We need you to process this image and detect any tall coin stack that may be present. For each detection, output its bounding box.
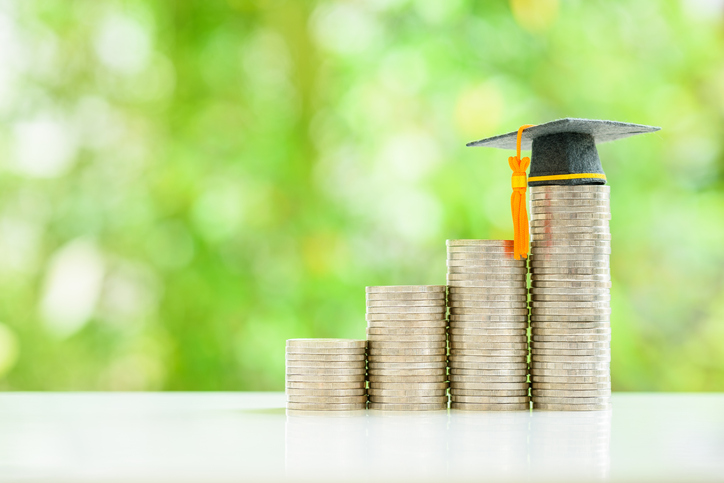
[366,286,449,411]
[447,240,530,411]
[528,185,612,410]
[285,339,368,411]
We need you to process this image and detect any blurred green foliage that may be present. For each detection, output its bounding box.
[0,0,722,391]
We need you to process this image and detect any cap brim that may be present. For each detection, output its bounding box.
[466,118,661,150]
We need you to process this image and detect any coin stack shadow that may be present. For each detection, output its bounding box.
[447,239,530,411]
[285,339,368,411]
[366,286,449,411]
[529,185,612,411]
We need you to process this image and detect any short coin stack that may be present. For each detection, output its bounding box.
[366,286,449,411]
[528,185,612,411]
[285,339,368,411]
[447,240,530,411]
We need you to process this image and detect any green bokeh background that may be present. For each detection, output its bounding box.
[0,0,722,391]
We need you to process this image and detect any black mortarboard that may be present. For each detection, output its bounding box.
[466,118,660,186]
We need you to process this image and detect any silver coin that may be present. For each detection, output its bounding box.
[530,308,611,317]
[447,240,513,246]
[451,402,529,411]
[450,355,527,364]
[447,281,527,288]
[531,280,611,288]
[529,267,610,275]
[368,362,447,369]
[447,272,527,280]
[450,379,529,388]
[366,292,446,301]
[529,301,610,310]
[531,294,610,303]
[530,368,610,377]
[531,382,610,391]
[446,248,517,256]
[530,260,611,275]
[286,374,366,382]
[286,402,366,411]
[529,258,610,267]
[366,285,446,293]
[530,338,611,350]
[530,316,610,323]
[287,395,368,404]
[449,362,528,370]
[449,328,527,336]
[531,275,611,283]
[533,402,611,411]
[532,198,610,205]
[529,251,610,260]
[366,321,448,329]
[532,389,611,398]
[365,313,448,322]
[448,287,527,295]
[367,327,447,336]
[530,355,610,363]
[287,339,366,349]
[532,396,611,405]
[369,396,448,404]
[285,362,366,371]
[450,368,527,376]
[451,389,528,397]
[366,299,446,308]
[450,374,528,389]
[368,389,447,397]
[286,367,366,376]
[446,257,526,266]
[368,403,447,411]
[368,348,447,356]
[367,334,447,342]
[531,204,610,212]
[531,233,612,241]
[531,375,610,384]
[369,355,448,364]
[367,306,446,314]
[449,294,527,303]
[368,341,447,348]
[286,381,366,390]
[450,308,528,316]
[530,212,611,220]
[531,331,610,339]
[368,375,448,383]
[449,334,526,343]
[286,353,366,362]
[450,349,528,357]
[449,314,527,322]
[368,382,448,390]
[530,190,610,198]
[529,286,609,294]
[448,301,528,309]
[450,341,527,349]
[447,266,528,275]
[531,348,610,357]
[368,368,446,377]
[530,361,609,369]
[286,388,366,397]
[530,248,611,256]
[451,395,529,404]
[530,220,610,229]
[449,322,528,330]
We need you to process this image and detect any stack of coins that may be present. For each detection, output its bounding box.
[447,240,530,411]
[366,286,449,411]
[285,339,368,411]
[528,185,612,411]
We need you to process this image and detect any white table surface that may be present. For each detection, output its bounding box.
[0,392,722,482]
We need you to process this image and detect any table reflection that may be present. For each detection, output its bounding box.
[285,407,612,481]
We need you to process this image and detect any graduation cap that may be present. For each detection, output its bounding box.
[467,118,660,259]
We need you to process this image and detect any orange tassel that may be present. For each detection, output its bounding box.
[508,125,535,260]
